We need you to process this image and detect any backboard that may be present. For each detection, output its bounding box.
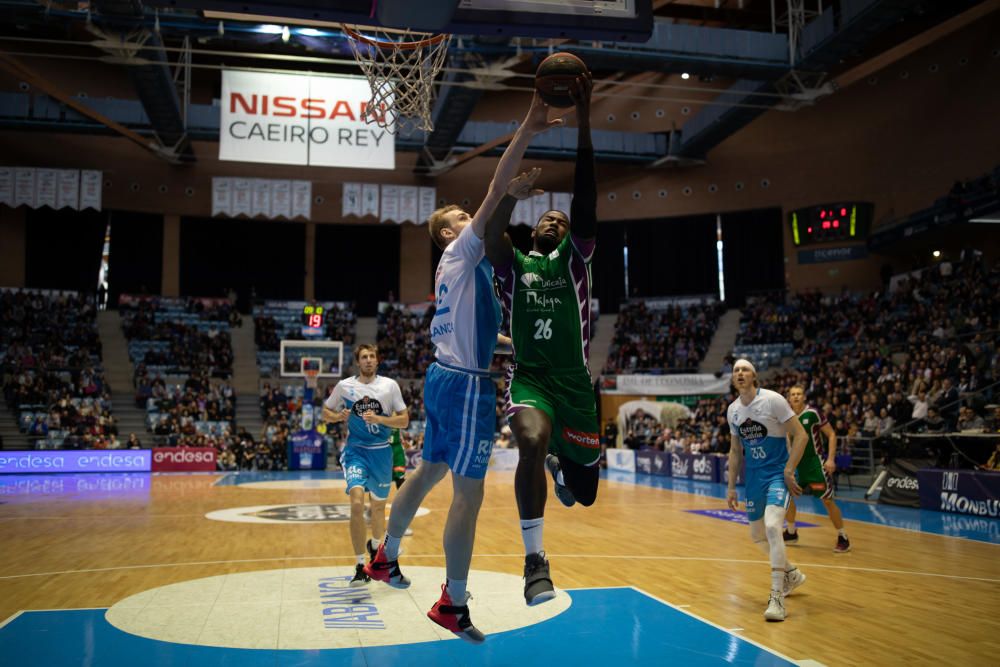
[161,0,653,42]
[280,340,344,378]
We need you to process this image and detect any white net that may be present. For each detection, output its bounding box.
[344,26,452,133]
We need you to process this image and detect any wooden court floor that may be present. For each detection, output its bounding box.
[1,471,998,665]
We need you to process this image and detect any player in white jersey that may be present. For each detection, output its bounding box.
[726,359,809,621]
[322,344,408,587]
[365,93,559,643]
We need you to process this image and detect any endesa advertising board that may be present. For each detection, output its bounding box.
[151,447,217,472]
[0,450,151,474]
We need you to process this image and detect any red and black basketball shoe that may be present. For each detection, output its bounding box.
[363,541,411,589]
[427,583,485,644]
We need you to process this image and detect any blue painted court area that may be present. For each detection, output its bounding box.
[606,470,1000,545]
[0,588,793,667]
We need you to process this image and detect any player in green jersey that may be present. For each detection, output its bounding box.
[389,427,407,489]
[485,73,599,605]
[785,386,851,553]
[388,427,413,536]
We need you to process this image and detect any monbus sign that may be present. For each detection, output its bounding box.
[220,70,395,170]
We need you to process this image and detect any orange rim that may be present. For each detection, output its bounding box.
[342,24,449,50]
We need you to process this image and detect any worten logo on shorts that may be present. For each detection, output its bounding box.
[738,418,768,443]
[562,427,600,448]
[352,396,384,417]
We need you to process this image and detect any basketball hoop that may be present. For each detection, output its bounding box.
[303,368,319,391]
[342,24,452,133]
[301,357,322,391]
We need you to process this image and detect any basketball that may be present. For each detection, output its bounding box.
[534,52,589,107]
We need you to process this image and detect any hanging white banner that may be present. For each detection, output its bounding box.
[212,177,232,217]
[271,180,291,219]
[34,169,57,209]
[418,186,436,225]
[57,169,80,210]
[231,178,252,217]
[219,70,394,170]
[380,185,400,223]
[14,168,36,208]
[0,167,12,207]
[362,183,379,218]
[608,374,733,396]
[291,180,311,220]
[252,179,272,218]
[513,198,533,226]
[342,182,362,217]
[552,192,573,216]
[79,170,102,211]
[530,191,552,224]
[398,185,418,223]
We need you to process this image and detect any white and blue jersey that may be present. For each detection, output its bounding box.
[325,374,406,500]
[430,223,503,373]
[325,375,406,449]
[424,223,502,479]
[728,388,797,521]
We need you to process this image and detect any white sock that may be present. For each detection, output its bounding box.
[786,522,796,533]
[371,534,383,550]
[520,518,544,555]
[384,532,402,561]
[356,553,366,565]
[447,578,467,603]
[838,529,848,538]
[770,569,784,594]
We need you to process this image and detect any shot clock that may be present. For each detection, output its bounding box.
[789,203,873,247]
[302,304,325,330]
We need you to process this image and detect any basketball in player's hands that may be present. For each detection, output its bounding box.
[535,52,589,108]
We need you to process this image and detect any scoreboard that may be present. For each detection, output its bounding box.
[789,202,873,247]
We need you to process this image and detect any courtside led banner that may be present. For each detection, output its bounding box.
[220,70,394,169]
[0,450,152,474]
[151,447,217,472]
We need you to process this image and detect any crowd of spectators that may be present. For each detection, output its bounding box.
[121,296,235,378]
[1,289,120,448]
[620,397,731,455]
[730,255,999,443]
[604,300,724,374]
[376,304,436,378]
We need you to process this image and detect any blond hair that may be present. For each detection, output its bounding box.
[428,205,461,250]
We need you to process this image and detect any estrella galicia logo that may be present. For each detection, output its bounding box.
[352,396,384,418]
[738,418,767,443]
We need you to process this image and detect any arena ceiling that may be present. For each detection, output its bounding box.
[0,0,992,169]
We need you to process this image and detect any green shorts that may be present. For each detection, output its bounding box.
[391,439,406,481]
[796,457,833,499]
[507,365,600,466]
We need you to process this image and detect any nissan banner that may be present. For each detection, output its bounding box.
[220,71,394,169]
